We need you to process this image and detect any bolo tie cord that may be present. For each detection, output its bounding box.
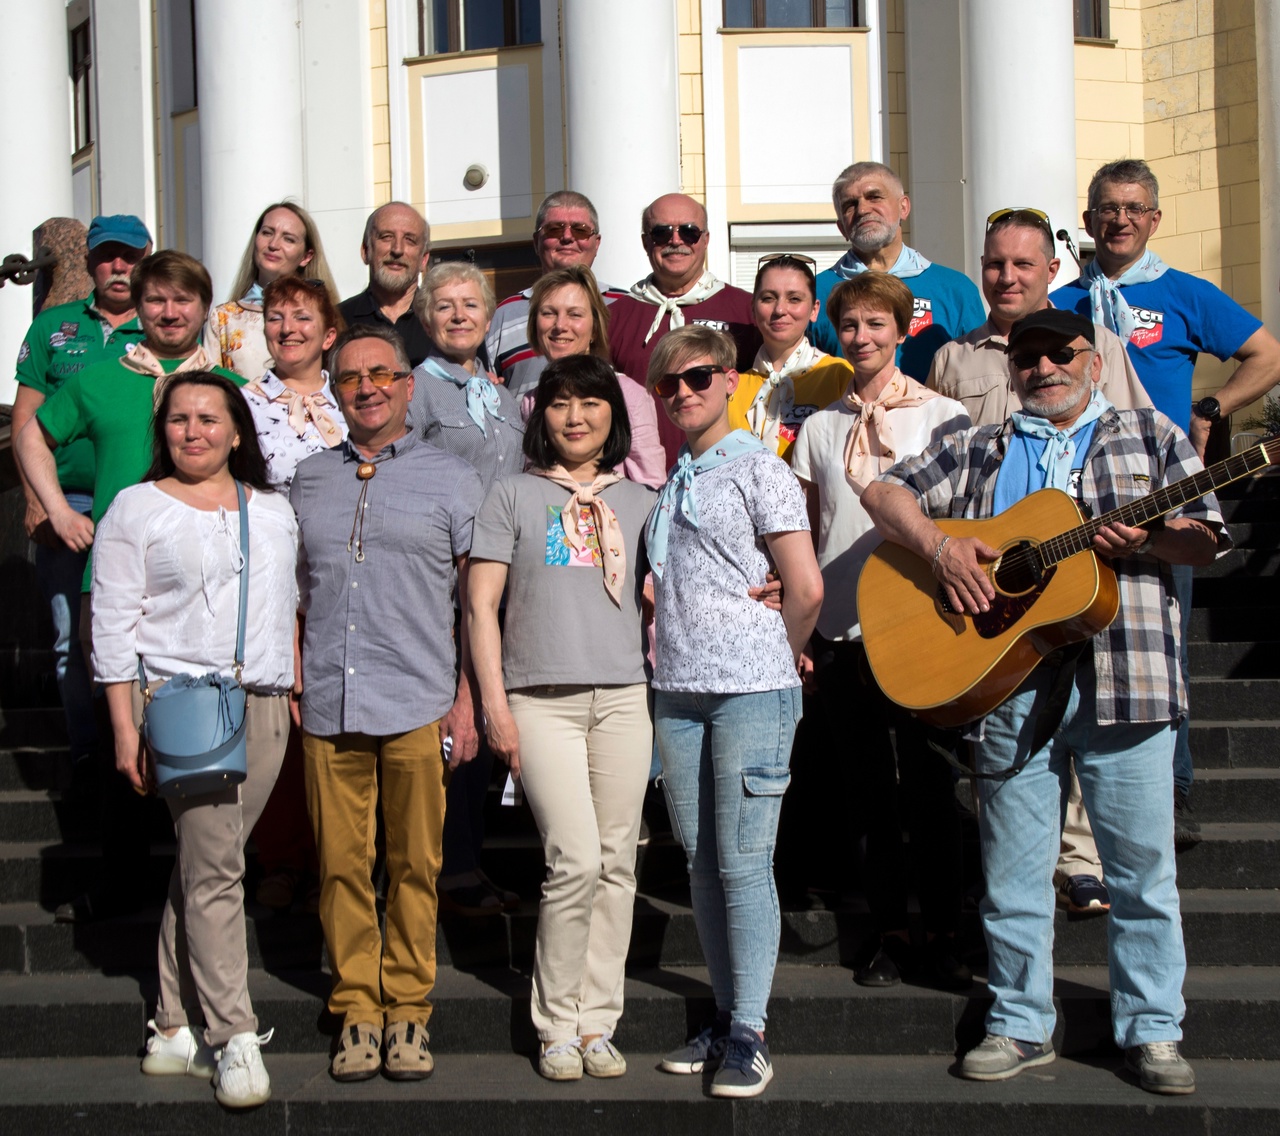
[348,461,378,562]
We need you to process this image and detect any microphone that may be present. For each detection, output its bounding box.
[1056,228,1082,271]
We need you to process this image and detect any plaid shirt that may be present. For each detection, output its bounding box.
[875,407,1231,725]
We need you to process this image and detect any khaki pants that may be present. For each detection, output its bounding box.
[508,684,652,1042]
[146,687,289,1047]
[1056,758,1105,884]
[303,723,447,1029]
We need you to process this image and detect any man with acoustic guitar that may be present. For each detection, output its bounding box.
[861,308,1228,1096]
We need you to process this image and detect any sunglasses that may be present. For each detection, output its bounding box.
[647,223,705,247]
[757,252,817,269]
[986,206,1055,238]
[1008,345,1091,370]
[333,367,411,391]
[653,364,725,399]
[536,221,598,241]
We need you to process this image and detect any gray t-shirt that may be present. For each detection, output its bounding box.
[470,473,656,689]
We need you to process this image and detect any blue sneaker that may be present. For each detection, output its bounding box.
[708,1022,773,1098]
[659,1018,729,1074]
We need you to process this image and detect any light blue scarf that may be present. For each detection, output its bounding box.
[645,429,768,579]
[1009,390,1112,492]
[1081,250,1168,342]
[242,282,264,305]
[420,354,505,436]
[832,243,931,281]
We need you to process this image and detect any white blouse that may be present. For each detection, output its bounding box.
[91,483,299,692]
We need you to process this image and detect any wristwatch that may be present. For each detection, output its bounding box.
[1193,396,1222,422]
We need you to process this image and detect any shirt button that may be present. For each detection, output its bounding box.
[352,581,359,588]
[349,624,356,631]
[348,667,355,674]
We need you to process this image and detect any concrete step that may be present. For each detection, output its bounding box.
[1215,519,1280,549]
[0,708,65,749]
[1197,548,1280,578]
[1188,676,1280,721]
[0,788,174,843]
[0,964,1277,1062]
[1190,722,1280,768]
[1188,640,1280,678]
[0,1053,1273,1135]
[1185,768,1280,823]
[0,748,68,792]
[2,890,1277,976]
[1188,604,1280,642]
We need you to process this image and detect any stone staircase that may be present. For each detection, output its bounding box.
[0,474,1275,1133]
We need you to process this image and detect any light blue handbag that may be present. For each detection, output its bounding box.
[140,481,250,799]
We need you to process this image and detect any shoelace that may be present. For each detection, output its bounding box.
[582,1032,615,1057]
[721,1035,756,1072]
[223,1028,274,1068]
[543,1037,582,1059]
[1142,1040,1181,1062]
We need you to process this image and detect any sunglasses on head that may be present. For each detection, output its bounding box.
[536,221,598,241]
[653,364,725,399]
[333,367,411,391]
[1008,345,1091,370]
[986,206,1055,238]
[756,252,817,270]
[647,223,705,247]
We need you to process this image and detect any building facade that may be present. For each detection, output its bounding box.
[0,0,1274,417]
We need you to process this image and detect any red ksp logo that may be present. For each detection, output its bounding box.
[1128,306,1164,349]
[908,298,933,338]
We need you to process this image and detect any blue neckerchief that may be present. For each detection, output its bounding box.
[832,243,931,281]
[420,354,505,436]
[995,391,1111,513]
[242,282,264,305]
[1081,250,1168,341]
[645,429,768,579]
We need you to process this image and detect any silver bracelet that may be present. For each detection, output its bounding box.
[931,534,951,570]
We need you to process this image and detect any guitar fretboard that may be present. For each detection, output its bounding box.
[1039,437,1278,567]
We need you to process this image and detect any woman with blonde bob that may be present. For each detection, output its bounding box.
[205,202,340,382]
[520,265,665,487]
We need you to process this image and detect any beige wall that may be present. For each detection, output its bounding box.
[370,0,392,208]
[679,0,707,203]
[886,0,908,242]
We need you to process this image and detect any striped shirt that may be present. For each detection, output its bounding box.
[874,407,1231,725]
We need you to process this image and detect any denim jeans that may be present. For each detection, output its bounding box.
[655,686,801,1034]
[976,660,1185,1049]
[35,492,96,760]
[1171,563,1194,793]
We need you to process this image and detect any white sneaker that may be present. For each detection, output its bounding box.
[140,1019,216,1077]
[213,1028,274,1108]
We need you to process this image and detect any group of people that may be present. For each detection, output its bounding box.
[11,152,1277,1108]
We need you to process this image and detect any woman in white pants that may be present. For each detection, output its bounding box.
[468,354,655,1081]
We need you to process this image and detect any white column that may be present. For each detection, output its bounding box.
[1257,2,1280,337]
[962,0,1079,287]
[0,0,74,406]
[562,0,681,288]
[194,0,306,301]
[91,0,158,236]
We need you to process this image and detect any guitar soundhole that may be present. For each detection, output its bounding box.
[993,541,1044,595]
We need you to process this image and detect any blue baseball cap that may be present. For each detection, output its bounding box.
[87,214,152,252]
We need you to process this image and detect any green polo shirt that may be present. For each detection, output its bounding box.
[37,357,245,590]
[15,296,145,493]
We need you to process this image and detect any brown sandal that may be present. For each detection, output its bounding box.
[384,1020,434,1081]
[330,1022,382,1082]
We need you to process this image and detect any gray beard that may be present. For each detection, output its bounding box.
[851,220,898,255]
[371,261,418,297]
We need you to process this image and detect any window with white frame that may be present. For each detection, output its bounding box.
[417,0,541,56]
[722,0,859,29]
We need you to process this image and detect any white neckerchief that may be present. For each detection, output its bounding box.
[630,270,726,344]
[746,339,827,447]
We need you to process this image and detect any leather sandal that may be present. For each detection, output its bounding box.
[384,1020,433,1081]
[330,1022,382,1082]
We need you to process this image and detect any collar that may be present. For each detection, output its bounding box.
[257,369,337,402]
[83,293,142,332]
[348,287,419,326]
[342,427,418,463]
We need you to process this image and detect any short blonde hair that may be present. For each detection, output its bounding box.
[645,325,736,391]
[415,261,496,324]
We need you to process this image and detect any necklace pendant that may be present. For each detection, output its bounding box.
[357,462,377,481]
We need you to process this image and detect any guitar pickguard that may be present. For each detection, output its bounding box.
[935,556,1058,640]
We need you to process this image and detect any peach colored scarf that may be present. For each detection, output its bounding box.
[842,368,939,493]
[533,466,627,608]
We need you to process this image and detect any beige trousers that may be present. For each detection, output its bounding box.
[509,683,652,1042]
[147,687,289,1047]
[1056,757,1104,883]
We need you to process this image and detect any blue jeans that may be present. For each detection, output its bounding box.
[1171,563,1194,793]
[976,661,1185,1049]
[654,686,801,1034]
[35,493,97,760]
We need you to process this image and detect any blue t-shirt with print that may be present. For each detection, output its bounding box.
[809,259,986,381]
[1051,267,1260,433]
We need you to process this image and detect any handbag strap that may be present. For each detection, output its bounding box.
[137,480,251,693]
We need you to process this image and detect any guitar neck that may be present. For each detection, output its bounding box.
[1040,435,1278,566]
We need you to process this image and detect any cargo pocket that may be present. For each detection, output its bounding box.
[739,768,791,853]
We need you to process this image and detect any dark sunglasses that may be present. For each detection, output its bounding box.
[1008,345,1091,370]
[986,206,1055,239]
[333,367,411,391]
[647,223,705,247]
[536,221,598,241]
[653,364,724,399]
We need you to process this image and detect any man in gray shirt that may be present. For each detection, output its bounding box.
[290,323,484,1084]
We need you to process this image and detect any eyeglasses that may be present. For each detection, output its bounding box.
[536,221,598,241]
[756,252,817,270]
[647,223,705,247]
[986,207,1055,237]
[333,367,411,391]
[653,364,724,399]
[1008,345,1092,370]
[1092,202,1156,221]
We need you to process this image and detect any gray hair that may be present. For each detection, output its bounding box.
[1087,159,1159,211]
[327,322,411,377]
[832,161,904,212]
[415,260,497,323]
[535,191,600,233]
[362,201,431,257]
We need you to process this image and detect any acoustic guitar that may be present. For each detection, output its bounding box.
[858,435,1278,727]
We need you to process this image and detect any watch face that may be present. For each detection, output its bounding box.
[1195,397,1221,421]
